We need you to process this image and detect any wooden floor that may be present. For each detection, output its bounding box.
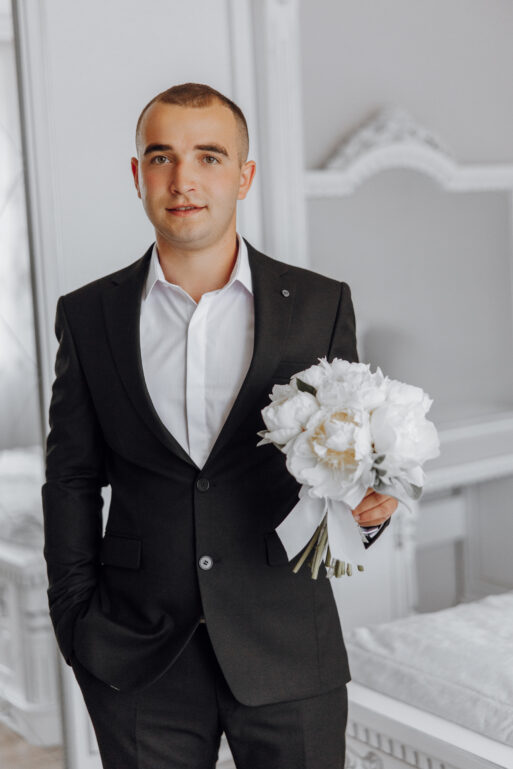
[0,721,63,769]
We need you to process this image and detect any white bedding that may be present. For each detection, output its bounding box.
[345,591,513,747]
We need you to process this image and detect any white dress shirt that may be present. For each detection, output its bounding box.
[139,232,381,536]
[140,232,254,469]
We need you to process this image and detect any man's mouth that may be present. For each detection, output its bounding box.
[166,205,206,216]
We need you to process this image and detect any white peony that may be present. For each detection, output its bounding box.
[284,406,374,507]
[371,378,440,488]
[257,389,318,447]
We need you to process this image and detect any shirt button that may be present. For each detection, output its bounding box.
[199,555,214,570]
[196,477,210,492]
[281,288,290,297]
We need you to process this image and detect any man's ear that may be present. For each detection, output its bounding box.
[238,160,256,201]
[131,157,141,198]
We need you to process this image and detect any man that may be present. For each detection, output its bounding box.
[42,83,397,769]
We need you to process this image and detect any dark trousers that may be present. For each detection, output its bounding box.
[70,623,348,768]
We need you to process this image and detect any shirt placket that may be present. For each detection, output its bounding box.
[185,295,210,467]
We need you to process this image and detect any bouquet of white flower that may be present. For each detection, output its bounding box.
[257,358,440,579]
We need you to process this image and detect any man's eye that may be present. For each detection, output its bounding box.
[203,155,219,165]
[151,155,169,165]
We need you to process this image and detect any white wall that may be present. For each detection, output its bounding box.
[299,0,513,169]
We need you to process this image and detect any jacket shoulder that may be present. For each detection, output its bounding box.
[283,261,342,290]
[245,239,342,290]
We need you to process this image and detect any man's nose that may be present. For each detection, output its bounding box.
[169,161,196,194]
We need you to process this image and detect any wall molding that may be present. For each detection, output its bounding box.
[0,11,12,41]
[426,411,513,493]
[227,0,263,249]
[251,0,309,266]
[12,0,64,415]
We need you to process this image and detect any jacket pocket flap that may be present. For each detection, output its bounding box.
[100,534,141,569]
[264,531,290,566]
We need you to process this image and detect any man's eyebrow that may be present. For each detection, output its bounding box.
[194,143,229,157]
[143,143,173,156]
[143,143,230,157]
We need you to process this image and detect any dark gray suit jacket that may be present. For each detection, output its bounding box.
[42,238,390,705]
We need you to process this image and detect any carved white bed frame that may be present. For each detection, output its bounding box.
[346,682,513,769]
[306,103,513,769]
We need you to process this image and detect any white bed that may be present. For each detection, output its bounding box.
[345,592,513,768]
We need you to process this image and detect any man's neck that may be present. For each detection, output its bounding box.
[155,231,239,304]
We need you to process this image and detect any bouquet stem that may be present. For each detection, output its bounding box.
[311,517,328,579]
[292,516,326,575]
[290,510,365,579]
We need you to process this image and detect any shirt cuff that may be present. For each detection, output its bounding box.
[359,524,381,537]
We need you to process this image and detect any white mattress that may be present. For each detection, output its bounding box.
[345,591,513,747]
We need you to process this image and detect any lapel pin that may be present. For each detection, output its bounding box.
[281,289,290,297]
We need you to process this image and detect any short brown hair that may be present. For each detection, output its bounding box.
[135,82,249,164]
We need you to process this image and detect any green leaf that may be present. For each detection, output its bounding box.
[295,377,317,397]
[397,477,424,500]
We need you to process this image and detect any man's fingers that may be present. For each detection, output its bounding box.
[352,491,398,525]
[355,490,391,514]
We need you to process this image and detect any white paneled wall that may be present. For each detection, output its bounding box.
[13,2,263,767]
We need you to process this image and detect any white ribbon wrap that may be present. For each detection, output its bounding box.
[275,484,369,568]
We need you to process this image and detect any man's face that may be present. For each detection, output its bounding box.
[131,101,255,251]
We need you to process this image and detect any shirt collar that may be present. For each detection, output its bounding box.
[143,233,253,301]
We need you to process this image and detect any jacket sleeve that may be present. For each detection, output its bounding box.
[42,295,107,665]
[326,281,359,364]
[361,516,391,549]
[327,281,391,549]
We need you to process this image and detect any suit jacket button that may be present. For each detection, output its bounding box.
[196,477,210,492]
[281,288,290,297]
[199,555,214,570]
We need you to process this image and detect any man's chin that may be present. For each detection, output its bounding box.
[155,226,212,250]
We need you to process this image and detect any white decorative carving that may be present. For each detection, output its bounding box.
[345,744,384,768]
[0,537,61,745]
[326,106,451,171]
[347,717,459,769]
[306,105,513,197]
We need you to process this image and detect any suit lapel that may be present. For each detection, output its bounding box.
[204,240,294,469]
[101,246,198,468]
[101,240,295,469]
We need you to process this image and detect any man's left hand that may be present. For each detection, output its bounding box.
[352,488,398,527]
